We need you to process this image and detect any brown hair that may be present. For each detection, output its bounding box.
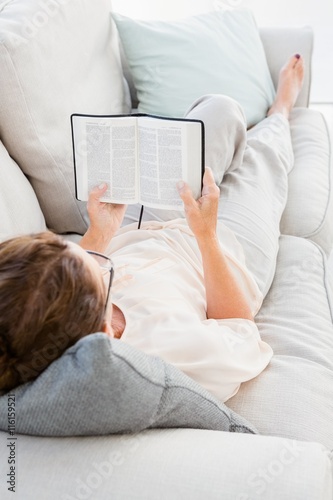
[0,232,106,392]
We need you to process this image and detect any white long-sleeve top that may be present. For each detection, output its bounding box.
[107,218,273,403]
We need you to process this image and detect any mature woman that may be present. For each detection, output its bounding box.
[0,55,304,402]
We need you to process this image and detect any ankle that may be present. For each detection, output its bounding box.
[267,104,289,119]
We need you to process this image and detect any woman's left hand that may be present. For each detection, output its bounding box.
[80,183,127,252]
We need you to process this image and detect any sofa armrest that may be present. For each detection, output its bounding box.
[1,428,331,499]
[259,26,313,107]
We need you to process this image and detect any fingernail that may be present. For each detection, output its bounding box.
[98,183,107,190]
[177,180,185,191]
[295,54,301,59]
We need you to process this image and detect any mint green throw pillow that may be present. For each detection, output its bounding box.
[113,10,275,127]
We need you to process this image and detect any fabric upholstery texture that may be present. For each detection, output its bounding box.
[114,10,275,127]
[0,428,331,500]
[0,333,257,436]
[0,0,130,234]
[280,108,333,254]
[227,235,333,450]
[0,139,46,240]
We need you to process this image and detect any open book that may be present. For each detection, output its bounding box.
[71,113,204,210]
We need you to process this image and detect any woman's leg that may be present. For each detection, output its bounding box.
[179,93,293,297]
[218,112,293,297]
[216,54,304,296]
[184,56,303,297]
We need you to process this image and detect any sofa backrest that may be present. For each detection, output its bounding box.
[0,0,129,235]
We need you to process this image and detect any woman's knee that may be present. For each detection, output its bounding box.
[185,94,246,127]
[185,94,247,184]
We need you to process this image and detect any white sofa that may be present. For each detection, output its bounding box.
[0,1,333,499]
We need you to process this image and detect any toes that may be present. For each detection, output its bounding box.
[291,54,302,68]
[293,54,302,68]
[294,55,305,78]
[282,54,304,74]
[281,55,299,73]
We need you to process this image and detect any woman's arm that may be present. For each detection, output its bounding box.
[196,234,254,321]
[177,168,253,321]
[79,183,127,253]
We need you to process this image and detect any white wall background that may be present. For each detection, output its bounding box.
[112,0,333,102]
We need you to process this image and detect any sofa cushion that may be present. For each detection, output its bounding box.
[0,429,331,500]
[114,10,275,127]
[227,235,333,450]
[0,140,46,240]
[280,108,333,254]
[0,0,130,234]
[0,333,257,436]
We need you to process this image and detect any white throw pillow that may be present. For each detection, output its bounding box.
[0,140,46,241]
[0,0,130,234]
[114,10,275,127]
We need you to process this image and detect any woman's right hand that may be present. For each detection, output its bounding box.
[177,167,220,242]
[79,183,127,253]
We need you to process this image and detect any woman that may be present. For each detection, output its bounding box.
[0,55,304,402]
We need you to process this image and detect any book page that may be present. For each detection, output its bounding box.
[72,115,138,203]
[138,117,203,210]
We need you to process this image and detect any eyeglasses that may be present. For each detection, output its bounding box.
[86,250,114,311]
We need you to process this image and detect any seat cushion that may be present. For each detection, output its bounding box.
[227,235,333,449]
[0,0,130,234]
[0,140,46,240]
[281,108,333,254]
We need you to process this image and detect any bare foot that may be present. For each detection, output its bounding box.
[267,54,304,119]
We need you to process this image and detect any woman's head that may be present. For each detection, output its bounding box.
[0,232,108,392]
